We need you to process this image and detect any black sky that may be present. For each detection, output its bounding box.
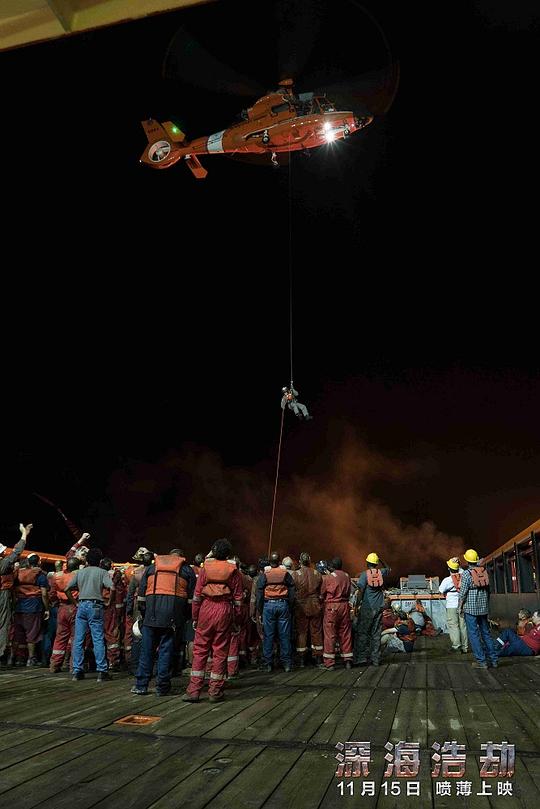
[1,0,539,572]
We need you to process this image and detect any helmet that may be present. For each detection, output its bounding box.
[464,549,479,563]
[282,556,294,570]
[316,560,328,575]
[133,546,150,562]
[446,558,460,571]
[366,553,379,565]
[0,543,7,555]
[132,618,142,639]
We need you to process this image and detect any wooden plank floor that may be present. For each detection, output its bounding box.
[0,637,539,809]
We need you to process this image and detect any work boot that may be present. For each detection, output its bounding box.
[130,686,149,695]
[97,672,112,682]
[345,661,352,670]
[209,694,224,703]
[26,656,40,667]
[72,672,85,681]
[283,665,292,673]
[227,673,239,681]
[181,693,199,703]
[472,661,488,669]
[299,658,305,668]
[488,660,498,668]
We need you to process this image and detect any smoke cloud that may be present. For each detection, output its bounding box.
[101,432,463,579]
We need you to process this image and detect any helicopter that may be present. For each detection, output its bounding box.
[140,78,373,178]
[140,0,398,179]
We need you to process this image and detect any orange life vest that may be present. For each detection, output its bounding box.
[14,568,42,598]
[470,566,489,588]
[366,569,383,587]
[54,571,78,602]
[264,567,288,599]
[0,571,14,591]
[200,559,234,598]
[146,555,188,598]
[451,573,461,591]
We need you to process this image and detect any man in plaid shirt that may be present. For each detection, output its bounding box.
[459,549,498,669]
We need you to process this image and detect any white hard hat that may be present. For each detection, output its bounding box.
[0,543,7,554]
[132,617,142,639]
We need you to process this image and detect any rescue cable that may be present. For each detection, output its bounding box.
[267,136,294,558]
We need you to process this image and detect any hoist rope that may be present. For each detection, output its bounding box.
[267,405,285,558]
[267,137,294,557]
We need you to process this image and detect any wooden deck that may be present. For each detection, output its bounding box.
[1,637,539,809]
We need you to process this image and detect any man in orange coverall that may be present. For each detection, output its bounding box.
[49,557,80,672]
[321,557,353,670]
[182,539,243,703]
[226,557,252,679]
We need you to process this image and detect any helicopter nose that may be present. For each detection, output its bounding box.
[354,115,372,130]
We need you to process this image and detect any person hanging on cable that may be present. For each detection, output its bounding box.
[281,385,311,420]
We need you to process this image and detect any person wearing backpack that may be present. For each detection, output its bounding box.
[458,549,498,669]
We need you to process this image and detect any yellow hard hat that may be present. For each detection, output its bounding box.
[366,552,380,565]
[446,558,460,571]
[464,549,479,563]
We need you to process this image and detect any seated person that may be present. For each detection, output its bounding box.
[495,610,540,657]
[381,611,416,653]
[410,600,442,637]
[489,608,533,634]
[382,598,397,630]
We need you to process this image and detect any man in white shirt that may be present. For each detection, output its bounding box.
[439,557,469,653]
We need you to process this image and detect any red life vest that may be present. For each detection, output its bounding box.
[397,619,417,644]
[264,567,288,599]
[470,566,489,588]
[0,571,14,591]
[201,559,234,598]
[146,555,188,598]
[14,568,42,598]
[451,573,461,591]
[366,569,383,587]
[54,571,78,602]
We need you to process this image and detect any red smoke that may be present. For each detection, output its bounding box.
[102,434,463,579]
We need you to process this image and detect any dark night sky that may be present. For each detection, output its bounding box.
[1,0,539,577]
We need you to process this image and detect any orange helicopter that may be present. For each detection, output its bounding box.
[140,78,373,179]
[140,0,398,179]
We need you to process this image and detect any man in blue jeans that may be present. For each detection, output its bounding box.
[256,552,295,672]
[131,549,195,696]
[458,549,498,669]
[65,547,114,682]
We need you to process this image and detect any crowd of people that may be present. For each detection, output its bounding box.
[0,526,539,702]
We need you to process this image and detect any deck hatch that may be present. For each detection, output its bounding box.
[114,714,161,725]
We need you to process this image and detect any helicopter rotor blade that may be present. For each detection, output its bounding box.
[276,0,326,83]
[163,26,265,98]
[312,61,400,116]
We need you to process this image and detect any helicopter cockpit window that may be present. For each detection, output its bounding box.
[271,103,290,115]
[314,97,336,113]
